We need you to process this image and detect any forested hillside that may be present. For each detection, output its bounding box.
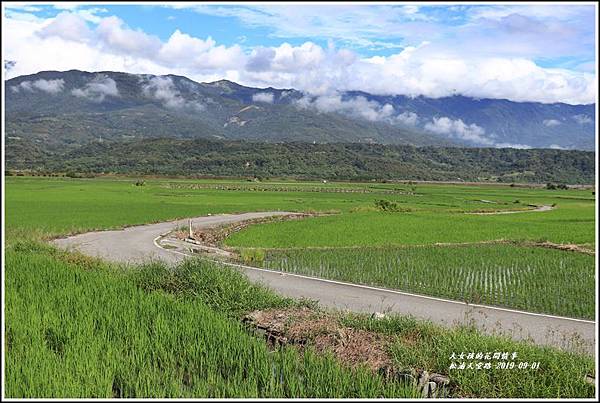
[6,137,594,184]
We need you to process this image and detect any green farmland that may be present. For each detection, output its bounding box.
[4,176,596,398]
[259,244,594,319]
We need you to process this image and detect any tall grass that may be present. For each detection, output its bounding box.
[342,314,595,398]
[261,244,595,319]
[5,243,416,398]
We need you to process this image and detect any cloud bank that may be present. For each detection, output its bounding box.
[11,78,65,94]
[295,94,396,122]
[573,114,593,124]
[252,92,274,103]
[72,75,119,102]
[424,116,494,146]
[542,119,561,127]
[3,7,596,105]
[141,76,205,111]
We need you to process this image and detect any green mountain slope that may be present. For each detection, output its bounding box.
[5,70,449,150]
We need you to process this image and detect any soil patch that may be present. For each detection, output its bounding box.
[526,241,595,255]
[173,212,319,247]
[243,307,392,372]
[242,307,451,397]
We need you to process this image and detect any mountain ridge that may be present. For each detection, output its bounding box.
[5,69,596,150]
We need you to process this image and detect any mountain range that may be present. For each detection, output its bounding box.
[5,70,596,151]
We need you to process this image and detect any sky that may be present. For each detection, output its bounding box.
[2,2,598,104]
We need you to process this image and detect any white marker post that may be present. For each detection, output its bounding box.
[188,219,193,239]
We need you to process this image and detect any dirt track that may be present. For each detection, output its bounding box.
[53,212,595,356]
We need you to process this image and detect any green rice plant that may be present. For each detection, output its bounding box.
[5,246,418,398]
[260,244,594,319]
[6,176,594,247]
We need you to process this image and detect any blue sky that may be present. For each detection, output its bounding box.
[3,2,597,104]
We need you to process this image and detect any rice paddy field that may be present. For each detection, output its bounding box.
[258,244,595,319]
[3,175,597,398]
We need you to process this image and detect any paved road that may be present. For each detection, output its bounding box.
[469,205,554,215]
[53,212,295,265]
[53,213,596,356]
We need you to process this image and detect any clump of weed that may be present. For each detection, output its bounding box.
[56,251,104,271]
[241,248,265,265]
[133,260,296,318]
[546,183,569,190]
[44,327,68,357]
[374,199,412,213]
[10,239,54,254]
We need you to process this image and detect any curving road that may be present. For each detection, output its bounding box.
[468,205,554,215]
[53,212,596,356]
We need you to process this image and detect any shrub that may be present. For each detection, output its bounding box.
[546,183,568,190]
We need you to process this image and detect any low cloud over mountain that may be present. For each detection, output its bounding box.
[5,70,596,151]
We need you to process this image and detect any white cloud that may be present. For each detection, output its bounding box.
[240,42,596,104]
[344,47,596,104]
[424,116,535,149]
[270,42,325,71]
[5,4,42,12]
[424,116,494,146]
[279,90,294,99]
[96,16,162,58]
[72,75,119,102]
[52,4,86,11]
[295,93,395,122]
[494,142,532,149]
[38,11,93,42]
[11,78,64,94]
[573,114,593,124]
[177,4,593,63]
[158,30,244,71]
[141,76,204,111]
[468,5,590,22]
[549,144,566,149]
[178,4,430,50]
[252,92,274,103]
[3,9,597,104]
[543,119,561,127]
[32,78,65,93]
[394,111,419,126]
